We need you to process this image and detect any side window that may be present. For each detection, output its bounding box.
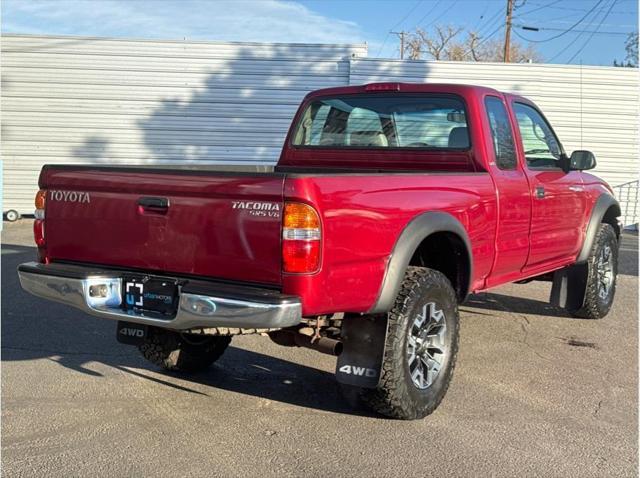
[513,103,562,169]
[484,96,516,170]
[309,105,330,144]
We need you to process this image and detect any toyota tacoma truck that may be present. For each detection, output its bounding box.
[18,83,621,420]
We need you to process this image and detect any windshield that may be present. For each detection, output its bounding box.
[292,95,470,150]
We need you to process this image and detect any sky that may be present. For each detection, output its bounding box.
[1,0,638,66]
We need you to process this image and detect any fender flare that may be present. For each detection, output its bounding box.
[369,211,473,314]
[576,194,621,263]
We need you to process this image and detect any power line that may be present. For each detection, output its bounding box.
[516,0,565,16]
[474,6,505,37]
[471,2,491,32]
[462,23,505,58]
[546,0,610,62]
[526,19,637,28]
[568,0,618,63]
[393,0,425,30]
[419,0,459,30]
[514,0,605,42]
[524,0,635,13]
[376,0,424,57]
[544,0,614,62]
[515,25,630,36]
[517,10,593,25]
[412,0,445,30]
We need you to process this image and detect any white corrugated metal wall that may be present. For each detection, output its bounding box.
[1,34,366,214]
[350,58,639,223]
[2,35,638,222]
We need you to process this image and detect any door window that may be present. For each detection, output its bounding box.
[485,96,516,170]
[513,103,563,169]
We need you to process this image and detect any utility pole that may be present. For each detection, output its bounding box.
[503,0,514,62]
[390,31,406,60]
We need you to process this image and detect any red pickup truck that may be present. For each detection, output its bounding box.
[18,83,621,419]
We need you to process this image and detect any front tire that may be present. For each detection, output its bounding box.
[139,327,231,373]
[571,223,618,320]
[360,267,460,420]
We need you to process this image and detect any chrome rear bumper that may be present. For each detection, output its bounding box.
[17,262,301,331]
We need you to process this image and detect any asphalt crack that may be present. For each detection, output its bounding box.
[480,294,551,361]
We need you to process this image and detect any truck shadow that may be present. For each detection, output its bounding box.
[3,239,637,415]
[1,244,363,416]
[463,292,573,318]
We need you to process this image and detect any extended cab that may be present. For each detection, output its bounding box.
[18,83,621,419]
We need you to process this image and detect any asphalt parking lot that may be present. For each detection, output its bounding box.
[2,220,638,477]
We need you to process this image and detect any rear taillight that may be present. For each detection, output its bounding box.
[282,202,321,273]
[34,189,46,248]
[33,219,45,247]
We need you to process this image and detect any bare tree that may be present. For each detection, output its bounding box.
[405,26,463,61]
[403,24,542,63]
[469,36,543,63]
[625,32,638,67]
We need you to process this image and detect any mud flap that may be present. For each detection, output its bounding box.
[550,263,588,312]
[116,321,148,346]
[336,314,388,388]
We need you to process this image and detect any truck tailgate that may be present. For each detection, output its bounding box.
[40,166,284,286]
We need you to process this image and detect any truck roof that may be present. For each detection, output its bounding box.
[305,82,505,100]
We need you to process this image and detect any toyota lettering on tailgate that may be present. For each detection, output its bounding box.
[49,190,91,203]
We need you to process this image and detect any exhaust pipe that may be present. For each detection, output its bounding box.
[294,333,343,356]
[269,330,342,356]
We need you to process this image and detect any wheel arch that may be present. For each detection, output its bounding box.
[369,212,472,314]
[577,194,621,263]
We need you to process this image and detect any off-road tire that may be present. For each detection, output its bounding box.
[360,267,460,420]
[139,327,231,372]
[571,223,618,320]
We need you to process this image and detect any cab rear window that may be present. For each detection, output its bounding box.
[292,95,469,150]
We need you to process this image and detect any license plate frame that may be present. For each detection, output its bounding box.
[122,275,179,317]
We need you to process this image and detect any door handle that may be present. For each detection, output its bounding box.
[535,186,545,199]
[569,185,584,192]
[137,196,170,213]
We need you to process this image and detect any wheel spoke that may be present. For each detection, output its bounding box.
[406,301,448,390]
[411,363,425,388]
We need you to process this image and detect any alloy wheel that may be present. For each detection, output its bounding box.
[406,302,447,390]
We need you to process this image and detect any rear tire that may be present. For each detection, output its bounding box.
[360,267,460,420]
[139,327,231,373]
[571,223,618,320]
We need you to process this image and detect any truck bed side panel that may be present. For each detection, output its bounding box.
[282,173,497,315]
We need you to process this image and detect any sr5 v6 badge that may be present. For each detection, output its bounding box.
[232,201,280,217]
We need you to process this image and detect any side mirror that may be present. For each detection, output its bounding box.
[569,150,596,170]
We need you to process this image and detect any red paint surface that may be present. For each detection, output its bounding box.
[37,83,609,317]
[40,170,286,285]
